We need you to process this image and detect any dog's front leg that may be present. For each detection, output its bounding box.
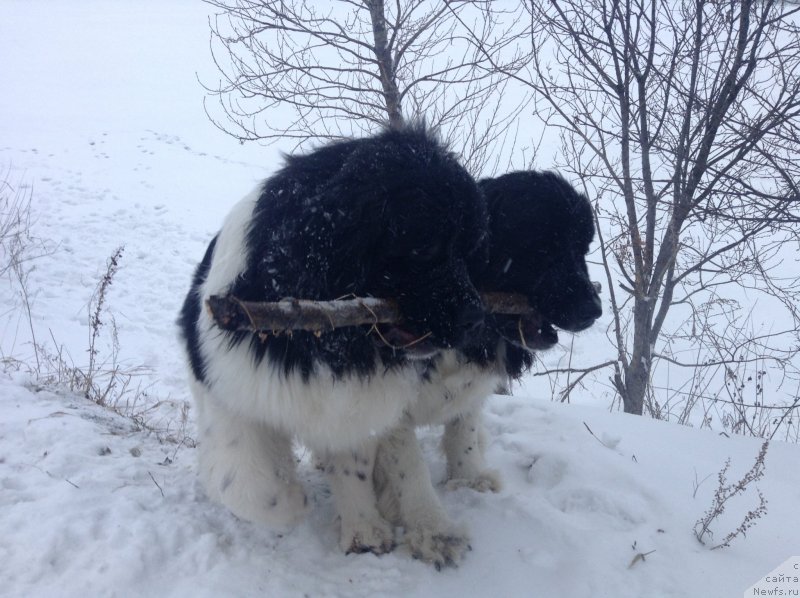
[375,421,471,569]
[324,441,395,555]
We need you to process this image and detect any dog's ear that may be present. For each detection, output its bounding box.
[307,206,378,298]
[296,176,384,297]
[306,139,423,295]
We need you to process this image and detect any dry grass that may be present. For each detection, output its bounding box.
[1,174,193,447]
[693,440,769,550]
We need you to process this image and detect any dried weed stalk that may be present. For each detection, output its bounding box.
[694,440,769,550]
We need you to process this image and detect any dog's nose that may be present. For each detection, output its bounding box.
[455,303,485,333]
[574,293,602,329]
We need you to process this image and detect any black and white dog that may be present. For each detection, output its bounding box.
[179,126,489,554]
[373,171,602,567]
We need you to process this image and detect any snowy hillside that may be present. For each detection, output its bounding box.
[3,371,799,598]
[1,2,798,597]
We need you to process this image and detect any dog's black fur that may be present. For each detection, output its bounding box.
[179,125,489,382]
[463,170,602,377]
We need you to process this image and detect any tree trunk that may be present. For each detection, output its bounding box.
[620,359,649,415]
[614,298,654,415]
[366,0,404,127]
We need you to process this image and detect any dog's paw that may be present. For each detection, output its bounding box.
[445,468,502,493]
[340,516,396,556]
[404,523,471,570]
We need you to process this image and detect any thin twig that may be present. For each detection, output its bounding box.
[628,550,656,569]
[148,471,165,498]
[583,421,614,449]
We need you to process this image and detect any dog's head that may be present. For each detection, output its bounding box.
[357,127,489,357]
[477,171,602,351]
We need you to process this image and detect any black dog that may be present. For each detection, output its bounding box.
[472,170,602,372]
[374,170,602,568]
[178,125,489,555]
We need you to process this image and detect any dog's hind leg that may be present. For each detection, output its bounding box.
[193,382,308,528]
[442,408,502,492]
[323,441,395,555]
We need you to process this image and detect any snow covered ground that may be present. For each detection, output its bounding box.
[1,2,798,597]
[3,372,799,598]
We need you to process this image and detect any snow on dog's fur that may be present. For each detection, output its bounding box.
[179,125,488,555]
[374,171,602,567]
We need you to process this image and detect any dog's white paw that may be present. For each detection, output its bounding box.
[445,468,502,493]
[340,515,396,555]
[404,523,471,570]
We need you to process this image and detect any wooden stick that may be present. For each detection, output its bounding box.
[206,292,534,333]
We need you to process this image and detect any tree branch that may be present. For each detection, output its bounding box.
[206,292,535,332]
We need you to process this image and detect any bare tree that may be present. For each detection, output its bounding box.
[204,0,528,173]
[544,0,800,416]
[459,0,800,415]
